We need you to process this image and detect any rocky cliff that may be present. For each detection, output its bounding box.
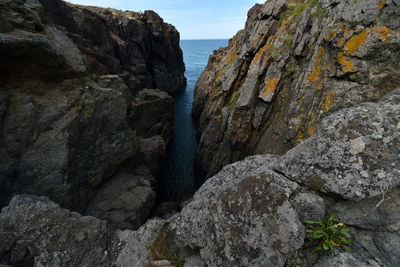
[193,0,400,180]
[1,88,399,266]
[0,0,184,229]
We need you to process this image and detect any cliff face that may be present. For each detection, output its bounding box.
[39,0,186,93]
[193,0,400,180]
[0,0,183,229]
[2,88,399,266]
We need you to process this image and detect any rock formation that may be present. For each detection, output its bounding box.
[0,0,184,229]
[0,0,399,266]
[193,0,400,181]
[1,88,398,266]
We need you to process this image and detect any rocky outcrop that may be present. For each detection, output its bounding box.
[193,0,400,181]
[1,89,398,266]
[40,0,186,93]
[0,0,185,229]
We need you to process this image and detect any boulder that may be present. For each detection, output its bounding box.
[86,171,156,230]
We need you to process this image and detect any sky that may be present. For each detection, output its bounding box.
[67,0,266,40]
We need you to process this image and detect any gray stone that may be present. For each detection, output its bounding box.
[169,156,305,267]
[139,135,166,178]
[130,89,175,142]
[290,192,325,222]
[183,255,206,267]
[86,171,156,230]
[273,89,400,201]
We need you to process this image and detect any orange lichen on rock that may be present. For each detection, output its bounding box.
[316,82,324,90]
[323,92,334,112]
[344,26,392,55]
[253,44,271,64]
[227,50,238,66]
[296,132,306,141]
[376,26,392,42]
[338,26,392,72]
[324,30,337,42]
[337,51,354,72]
[343,30,369,55]
[260,77,280,102]
[308,126,316,137]
[307,47,325,83]
[377,1,386,8]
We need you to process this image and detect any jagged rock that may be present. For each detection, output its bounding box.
[0,0,184,231]
[39,0,186,93]
[273,89,400,201]
[169,155,305,266]
[130,89,175,142]
[332,188,400,266]
[0,194,169,267]
[1,90,399,266]
[139,135,167,178]
[86,170,156,230]
[0,76,136,210]
[0,195,113,267]
[193,0,400,181]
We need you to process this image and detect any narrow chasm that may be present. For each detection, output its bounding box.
[159,39,229,201]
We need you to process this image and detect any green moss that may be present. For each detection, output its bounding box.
[228,91,241,108]
[148,228,183,267]
[281,0,320,22]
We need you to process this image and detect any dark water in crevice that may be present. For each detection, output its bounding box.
[159,39,229,202]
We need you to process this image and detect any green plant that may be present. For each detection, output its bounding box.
[304,211,353,252]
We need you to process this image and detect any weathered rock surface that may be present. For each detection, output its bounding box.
[86,170,156,230]
[0,0,184,229]
[40,0,186,93]
[130,89,175,142]
[193,0,400,181]
[0,90,399,266]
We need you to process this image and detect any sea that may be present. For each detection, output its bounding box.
[159,39,229,201]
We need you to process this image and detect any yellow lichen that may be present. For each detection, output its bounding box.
[253,45,271,64]
[226,51,238,66]
[376,26,392,42]
[344,26,392,55]
[337,36,346,47]
[323,92,334,112]
[338,26,392,72]
[261,77,280,99]
[296,132,305,141]
[324,30,337,41]
[308,127,316,136]
[377,1,386,8]
[343,30,369,54]
[337,51,354,72]
[307,47,325,83]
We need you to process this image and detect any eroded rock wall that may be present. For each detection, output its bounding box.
[193,0,400,181]
[0,0,184,229]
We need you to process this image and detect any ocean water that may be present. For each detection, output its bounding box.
[159,39,229,201]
